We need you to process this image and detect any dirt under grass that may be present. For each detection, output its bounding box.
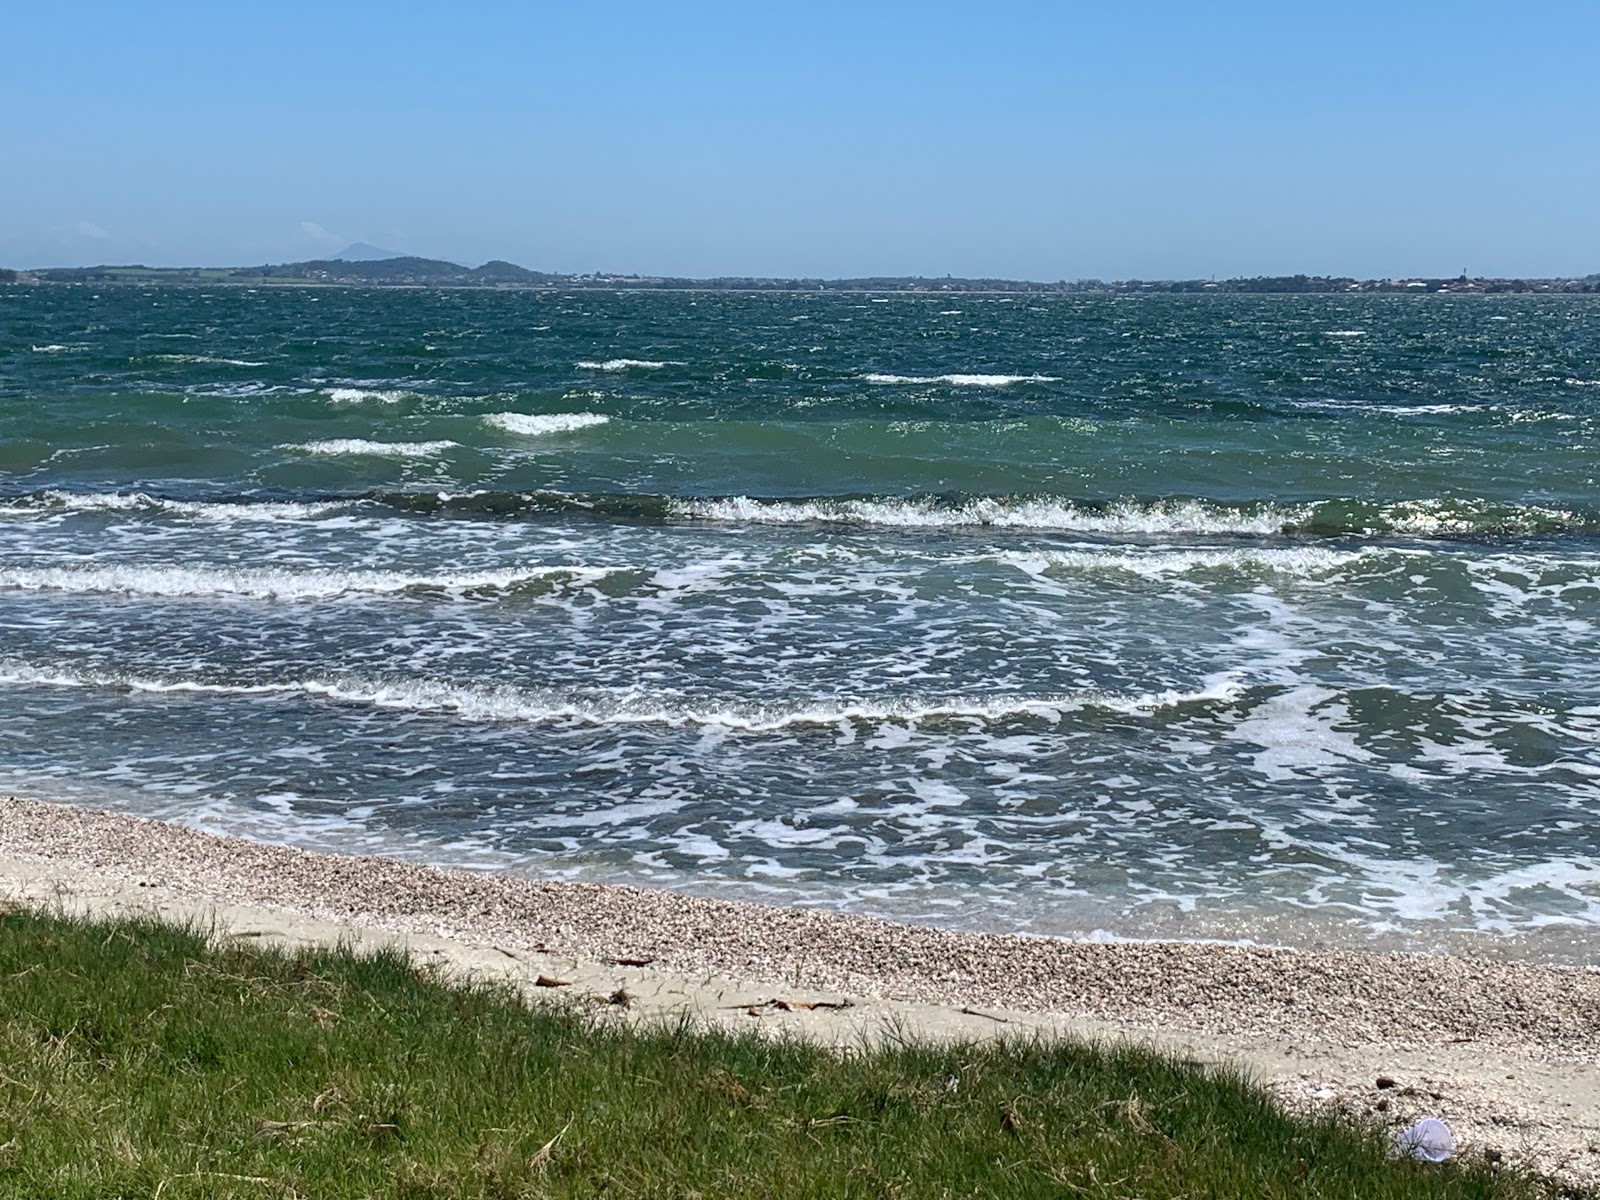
[0,906,1574,1199]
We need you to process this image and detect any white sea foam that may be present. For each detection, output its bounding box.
[861,372,1060,387]
[1377,498,1578,536]
[575,358,681,372]
[151,354,266,367]
[29,344,83,353]
[0,662,1241,731]
[325,387,410,404]
[1325,330,1368,337]
[997,544,1385,581]
[0,563,621,601]
[1293,399,1487,416]
[484,412,611,436]
[285,439,459,458]
[674,495,1307,535]
[0,491,347,523]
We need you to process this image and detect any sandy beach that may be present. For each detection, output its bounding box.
[1,793,1596,1188]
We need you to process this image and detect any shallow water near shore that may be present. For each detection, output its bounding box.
[2,286,1598,959]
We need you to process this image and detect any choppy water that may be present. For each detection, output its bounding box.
[3,286,1599,956]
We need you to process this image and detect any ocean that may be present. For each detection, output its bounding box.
[2,285,1597,958]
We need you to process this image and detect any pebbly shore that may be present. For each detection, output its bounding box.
[1,793,1595,1056]
[2,793,1598,1186]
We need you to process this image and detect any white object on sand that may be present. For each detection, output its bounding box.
[1396,1117,1453,1162]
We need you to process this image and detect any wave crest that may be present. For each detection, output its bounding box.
[575,359,680,372]
[284,439,459,458]
[0,661,1243,731]
[0,563,623,601]
[485,412,611,436]
[325,387,411,404]
[0,491,348,523]
[672,495,1307,535]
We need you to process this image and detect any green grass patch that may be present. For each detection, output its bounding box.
[0,906,1568,1198]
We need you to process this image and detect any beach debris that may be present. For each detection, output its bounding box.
[1396,1117,1454,1163]
[1376,1075,1397,1089]
[959,1006,1011,1023]
[612,955,654,967]
[770,998,852,1012]
[733,997,855,1016]
[533,974,573,988]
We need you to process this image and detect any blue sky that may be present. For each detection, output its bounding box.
[5,2,1597,278]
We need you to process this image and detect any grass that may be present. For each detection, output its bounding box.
[0,906,1573,1199]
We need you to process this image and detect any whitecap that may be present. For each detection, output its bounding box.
[284,439,459,458]
[484,412,611,436]
[673,495,1306,535]
[861,372,1059,387]
[1292,400,1487,416]
[575,358,681,371]
[151,354,266,367]
[325,387,411,404]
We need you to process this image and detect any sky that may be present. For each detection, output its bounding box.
[4,2,1598,279]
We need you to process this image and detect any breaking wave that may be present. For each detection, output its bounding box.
[672,495,1308,535]
[1,488,1590,540]
[325,387,412,404]
[0,661,1244,731]
[0,563,625,601]
[0,491,348,523]
[484,412,612,436]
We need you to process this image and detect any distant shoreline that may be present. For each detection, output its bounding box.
[4,258,1597,295]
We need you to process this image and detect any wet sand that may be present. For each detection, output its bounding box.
[2,793,1596,1186]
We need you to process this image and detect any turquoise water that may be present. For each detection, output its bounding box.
[3,286,1598,952]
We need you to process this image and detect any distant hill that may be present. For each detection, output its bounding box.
[243,256,555,285]
[330,242,401,262]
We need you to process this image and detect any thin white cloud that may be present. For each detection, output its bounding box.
[75,220,111,240]
[300,221,341,244]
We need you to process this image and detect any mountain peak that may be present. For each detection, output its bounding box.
[331,242,401,262]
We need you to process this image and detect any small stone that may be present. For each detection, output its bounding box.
[1376,1076,1397,1089]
